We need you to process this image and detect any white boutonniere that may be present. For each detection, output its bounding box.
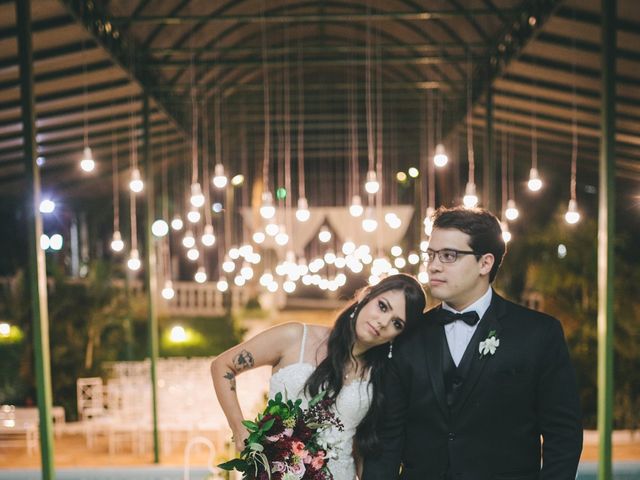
[479,330,500,358]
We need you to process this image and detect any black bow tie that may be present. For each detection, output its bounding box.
[437,309,480,327]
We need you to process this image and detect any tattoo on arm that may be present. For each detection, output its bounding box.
[233,349,255,371]
[224,371,236,391]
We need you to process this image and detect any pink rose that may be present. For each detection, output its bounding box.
[283,428,293,437]
[291,440,307,457]
[311,451,326,470]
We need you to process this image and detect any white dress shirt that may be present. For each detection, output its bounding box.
[442,287,493,366]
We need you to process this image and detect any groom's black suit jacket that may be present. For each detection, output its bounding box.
[363,293,583,480]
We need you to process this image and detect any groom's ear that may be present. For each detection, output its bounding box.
[478,253,495,277]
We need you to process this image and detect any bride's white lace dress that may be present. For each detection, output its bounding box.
[269,324,372,480]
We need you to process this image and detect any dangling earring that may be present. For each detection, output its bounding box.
[388,341,393,359]
[349,303,358,319]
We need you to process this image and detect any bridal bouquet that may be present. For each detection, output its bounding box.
[219,391,344,480]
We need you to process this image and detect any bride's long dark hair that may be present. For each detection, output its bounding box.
[304,273,426,456]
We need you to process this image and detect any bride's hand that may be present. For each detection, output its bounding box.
[233,429,249,452]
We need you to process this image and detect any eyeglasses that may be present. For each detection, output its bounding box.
[426,248,479,264]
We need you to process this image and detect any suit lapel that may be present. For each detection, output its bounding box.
[452,293,506,412]
[423,308,449,418]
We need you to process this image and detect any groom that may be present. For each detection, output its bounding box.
[363,207,582,480]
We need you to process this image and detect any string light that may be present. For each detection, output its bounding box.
[201,224,216,246]
[190,182,205,208]
[362,208,378,233]
[39,199,55,214]
[505,199,520,221]
[253,231,266,244]
[463,182,479,208]
[565,199,580,224]
[171,216,184,231]
[364,170,380,194]
[182,230,196,249]
[408,167,419,178]
[129,168,144,193]
[349,195,364,217]
[194,267,207,283]
[318,226,332,243]
[217,277,229,292]
[296,197,310,222]
[187,207,201,224]
[151,219,169,237]
[161,280,175,300]
[127,249,141,271]
[187,248,200,261]
[528,168,543,192]
[49,234,63,251]
[433,144,448,167]
[213,164,228,189]
[260,191,276,219]
[111,231,124,252]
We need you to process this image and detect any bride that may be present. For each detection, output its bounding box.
[211,274,426,479]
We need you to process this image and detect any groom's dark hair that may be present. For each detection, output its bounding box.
[432,206,506,283]
[304,273,426,456]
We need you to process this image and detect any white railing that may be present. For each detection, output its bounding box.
[163,281,225,317]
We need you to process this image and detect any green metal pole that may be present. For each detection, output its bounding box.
[15,1,55,478]
[142,94,160,463]
[598,0,616,478]
[484,73,495,212]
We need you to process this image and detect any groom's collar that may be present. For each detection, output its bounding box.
[441,286,493,321]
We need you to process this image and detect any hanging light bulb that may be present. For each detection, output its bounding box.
[527,168,543,192]
[182,230,196,249]
[349,195,364,217]
[408,251,420,265]
[111,231,125,252]
[385,213,402,229]
[418,264,429,284]
[161,280,175,300]
[433,144,449,167]
[275,225,289,246]
[240,262,254,280]
[127,249,141,271]
[364,170,380,194]
[342,240,356,255]
[505,199,520,221]
[423,206,436,236]
[318,226,332,243]
[129,168,144,193]
[151,219,169,237]
[194,266,207,283]
[253,231,266,244]
[222,255,235,273]
[260,191,276,219]
[187,207,201,224]
[190,183,205,208]
[201,224,216,246]
[565,199,580,224]
[217,277,229,292]
[187,247,200,261]
[296,197,310,222]
[171,215,184,231]
[265,222,279,236]
[39,199,55,214]
[260,270,274,286]
[212,163,228,188]
[501,222,512,243]
[80,147,95,172]
[362,208,378,232]
[462,182,478,208]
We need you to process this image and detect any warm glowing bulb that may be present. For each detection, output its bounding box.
[418,269,429,284]
[463,182,478,208]
[171,216,184,231]
[190,183,205,208]
[194,267,207,283]
[161,280,175,300]
[408,167,419,178]
[187,248,200,261]
[385,213,402,229]
[253,231,266,244]
[240,263,254,280]
[408,252,420,265]
[0,322,10,337]
[151,219,169,237]
[222,256,235,273]
[565,199,580,224]
[111,231,125,252]
[187,208,201,223]
[129,168,144,193]
[433,144,448,167]
[283,280,296,293]
[505,199,519,221]
[182,231,195,248]
[265,222,279,236]
[39,199,55,214]
[342,240,356,255]
[275,225,289,246]
[528,168,543,192]
[501,222,512,243]
[49,234,63,251]
[80,147,95,172]
[201,224,216,246]
[212,164,228,188]
[127,249,141,271]
[170,325,186,342]
[349,195,364,217]
[391,245,402,257]
[362,209,378,232]
[296,197,310,222]
[231,174,244,186]
[318,226,331,243]
[260,191,276,219]
[217,278,229,292]
[364,170,380,194]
